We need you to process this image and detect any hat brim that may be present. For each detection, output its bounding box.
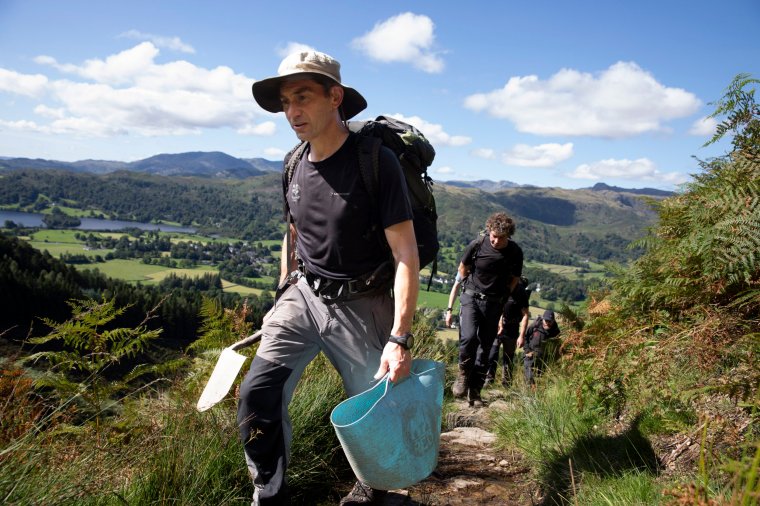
[252,73,367,120]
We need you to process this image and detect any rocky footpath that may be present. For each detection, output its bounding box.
[367,390,538,505]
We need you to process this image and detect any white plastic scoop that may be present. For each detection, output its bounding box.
[196,330,262,412]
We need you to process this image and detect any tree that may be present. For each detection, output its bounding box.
[42,207,81,229]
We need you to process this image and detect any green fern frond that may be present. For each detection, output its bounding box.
[22,296,165,427]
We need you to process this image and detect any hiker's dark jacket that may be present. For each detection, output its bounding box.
[525,316,561,346]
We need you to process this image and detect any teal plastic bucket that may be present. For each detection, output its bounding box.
[330,358,444,490]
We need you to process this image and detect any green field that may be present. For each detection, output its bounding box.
[28,230,112,258]
[416,288,448,308]
[83,259,170,282]
[436,326,459,343]
[31,229,83,242]
[221,280,265,296]
[525,259,609,281]
[15,227,584,306]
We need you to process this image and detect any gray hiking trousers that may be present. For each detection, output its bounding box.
[237,276,394,505]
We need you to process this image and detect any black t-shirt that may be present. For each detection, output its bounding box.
[461,236,523,297]
[283,133,413,280]
[502,283,529,323]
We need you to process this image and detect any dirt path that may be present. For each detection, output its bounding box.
[378,389,539,505]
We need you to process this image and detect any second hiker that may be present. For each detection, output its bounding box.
[451,212,523,407]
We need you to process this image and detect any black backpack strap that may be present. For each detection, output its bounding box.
[282,141,308,220]
[427,256,437,291]
[468,236,486,272]
[356,135,381,208]
[284,141,308,187]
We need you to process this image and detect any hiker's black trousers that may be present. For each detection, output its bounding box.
[523,331,547,385]
[458,291,502,391]
[487,323,519,382]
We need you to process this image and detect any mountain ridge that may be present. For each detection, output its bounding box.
[0,152,280,179]
[0,152,673,195]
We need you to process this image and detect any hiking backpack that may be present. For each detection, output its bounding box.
[284,115,440,286]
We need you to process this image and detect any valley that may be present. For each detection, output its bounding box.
[1,159,664,337]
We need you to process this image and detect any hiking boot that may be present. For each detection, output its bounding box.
[339,481,387,505]
[468,388,485,408]
[452,366,469,398]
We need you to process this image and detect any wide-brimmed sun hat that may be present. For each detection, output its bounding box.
[252,50,367,119]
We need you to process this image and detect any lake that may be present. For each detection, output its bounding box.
[0,210,196,233]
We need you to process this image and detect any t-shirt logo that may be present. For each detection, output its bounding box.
[291,183,301,203]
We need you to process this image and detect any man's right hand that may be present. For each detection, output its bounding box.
[374,341,412,383]
[445,310,452,327]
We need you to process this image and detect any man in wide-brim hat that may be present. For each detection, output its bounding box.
[252,50,367,120]
[238,50,420,505]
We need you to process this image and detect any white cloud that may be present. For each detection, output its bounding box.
[119,30,195,53]
[568,157,688,184]
[238,121,277,136]
[276,42,317,58]
[33,104,65,119]
[689,116,717,136]
[464,61,701,138]
[352,12,444,73]
[0,43,270,138]
[37,43,162,85]
[434,166,454,174]
[0,68,48,97]
[0,118,50,133]
[264,147,286,158]
[502,143,574,167]
[471,148,495,160]
[385,113,471,147]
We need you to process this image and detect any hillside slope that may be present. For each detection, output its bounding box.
[433,183,661,264]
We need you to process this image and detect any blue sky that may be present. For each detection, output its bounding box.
[1,0,758,190]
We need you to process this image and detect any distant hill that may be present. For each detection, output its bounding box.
[443,180,673,197]
[244,158,283,173]
[433,182,666,266]
[443,179,521,192]
[589,182,673,197]
[0,151,267,179]
[128,152,265,178]
[0,153,676,198]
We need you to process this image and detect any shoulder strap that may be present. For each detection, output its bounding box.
[469,235,487,268]
[356,135,382,208]
[284,141,308,187]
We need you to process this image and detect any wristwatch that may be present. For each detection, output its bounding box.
[388,332,414,350]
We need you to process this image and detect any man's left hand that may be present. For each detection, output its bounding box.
[374,342,412,383]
